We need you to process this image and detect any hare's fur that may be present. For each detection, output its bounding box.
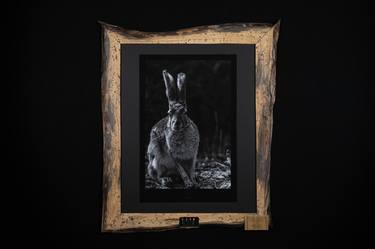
[147,70,200,188]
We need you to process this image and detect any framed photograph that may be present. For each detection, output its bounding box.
[101,21,280,232]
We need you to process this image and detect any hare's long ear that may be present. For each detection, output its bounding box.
[177,72,186,107]
[162,70,177,103]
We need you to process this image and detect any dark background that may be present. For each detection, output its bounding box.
[7,1,372,248]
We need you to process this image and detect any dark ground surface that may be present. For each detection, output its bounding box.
[145,157,231,189]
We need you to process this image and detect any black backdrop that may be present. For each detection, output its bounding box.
[7,1,372,248]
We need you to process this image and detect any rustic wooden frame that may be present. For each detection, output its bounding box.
[100,21,280,232]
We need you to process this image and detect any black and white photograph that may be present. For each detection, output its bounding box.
[141,55,236,190]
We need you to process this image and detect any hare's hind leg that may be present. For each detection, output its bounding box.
[190,157,198,187]
[174,158,194,189]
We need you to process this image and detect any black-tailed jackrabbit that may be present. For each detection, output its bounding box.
[147,70,200,188]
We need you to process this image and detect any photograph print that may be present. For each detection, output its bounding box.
[141,55,236,190]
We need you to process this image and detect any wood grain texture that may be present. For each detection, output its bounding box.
[100,21,280,232]
[244,215,269,230]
